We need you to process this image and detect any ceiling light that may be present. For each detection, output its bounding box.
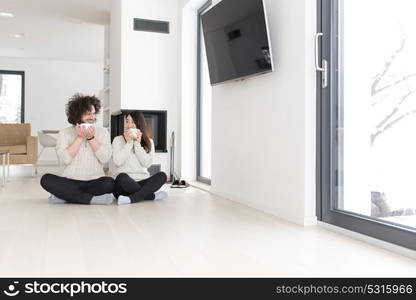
[11,33,24,38]
[0,12,14,18]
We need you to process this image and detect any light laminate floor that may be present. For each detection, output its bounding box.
[0,168,415,277]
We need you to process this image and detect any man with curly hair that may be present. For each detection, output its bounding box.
[40,94,114,205]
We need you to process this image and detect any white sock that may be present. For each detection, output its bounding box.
[154,191,168,201]
[90,193,113,205]
[48,194,66,204]
[117,195,131,205]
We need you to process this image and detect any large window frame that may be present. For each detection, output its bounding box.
[317,0,416,250]
[196,0,212,185]
[0,70,25,123]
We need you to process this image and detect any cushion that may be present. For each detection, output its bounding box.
[0,145,27,154]
[0,123,31,146]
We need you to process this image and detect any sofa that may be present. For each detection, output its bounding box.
[0,123,38,175]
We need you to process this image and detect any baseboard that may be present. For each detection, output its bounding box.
[303,215,318,226]
[189,181,211,192]
[209,189,316,227]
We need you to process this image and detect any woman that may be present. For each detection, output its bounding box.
[112,111,167,205]
[40,94,114,205]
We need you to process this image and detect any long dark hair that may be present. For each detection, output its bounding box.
[128,111,152,153]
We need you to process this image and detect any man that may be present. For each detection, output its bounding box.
[40,94,114,204]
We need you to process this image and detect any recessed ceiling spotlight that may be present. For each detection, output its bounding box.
[0,12,14,18]
[11,33,24,38]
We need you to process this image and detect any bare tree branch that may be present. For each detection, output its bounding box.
[371,109,416,145]
[370,27,415,145]
[371,89,390,106]
[371,38,405,97]
[375,90,415,129]
[373,73,416,96]
[376,107,399,130]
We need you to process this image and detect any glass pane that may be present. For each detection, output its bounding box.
[199,20,212,180]
[336,0,416,228]
[0,73,22,123]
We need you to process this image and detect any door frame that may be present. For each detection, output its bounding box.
[316,0,416,250]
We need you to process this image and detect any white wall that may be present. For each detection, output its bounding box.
[110,0,123,114]
[180,0,317,226]
[178,0,202,180]
[0,56,103,161]
[110,0,180,176]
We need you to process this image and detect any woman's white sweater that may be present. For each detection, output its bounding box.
[55,126,112,180]
[111,136,154,181]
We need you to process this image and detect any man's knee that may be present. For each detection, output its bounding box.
[100,177,115,192]
[40,173,55,190]
[115,173,129,183]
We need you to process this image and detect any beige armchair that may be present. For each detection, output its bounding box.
[0,123,38,175]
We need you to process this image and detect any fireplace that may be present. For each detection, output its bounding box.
[111,110,167,152]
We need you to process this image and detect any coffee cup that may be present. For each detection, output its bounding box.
[80,123,93,129]
[128,128,139,138]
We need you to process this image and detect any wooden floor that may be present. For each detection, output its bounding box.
[0,167,415,277]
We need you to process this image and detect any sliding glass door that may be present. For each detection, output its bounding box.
[0,70,24,123]
[197,0,212,184]
[318,0,416,249]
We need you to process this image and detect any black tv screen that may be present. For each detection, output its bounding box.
[201,0,274,85]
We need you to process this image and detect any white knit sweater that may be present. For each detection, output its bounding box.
[56,126,112,180]
[111,136,154,181]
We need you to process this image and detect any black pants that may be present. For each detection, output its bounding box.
[40,173,115,204]
[113,172,167,203]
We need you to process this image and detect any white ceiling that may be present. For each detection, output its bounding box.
[0,0,113,62]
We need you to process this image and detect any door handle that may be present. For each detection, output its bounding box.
[315,33,328,88]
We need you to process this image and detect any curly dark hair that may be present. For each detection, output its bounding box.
[65,93,101,125]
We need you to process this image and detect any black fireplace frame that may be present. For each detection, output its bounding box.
[111,109,168,153]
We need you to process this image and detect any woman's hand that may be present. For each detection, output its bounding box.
[124,130,133,142]
[136,129,142,143]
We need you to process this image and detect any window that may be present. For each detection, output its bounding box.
[197,0,212,185]
[318,0,416,249]
[0,70,25,123]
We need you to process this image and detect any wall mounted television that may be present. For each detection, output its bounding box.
[201,0,274,85]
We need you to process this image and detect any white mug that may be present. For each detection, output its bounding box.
[128,128,139,138]
[80,123,93,129]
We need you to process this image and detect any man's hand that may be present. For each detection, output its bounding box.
[67,124,86,158]
[75,124,85,139]
[85,126,96,140]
